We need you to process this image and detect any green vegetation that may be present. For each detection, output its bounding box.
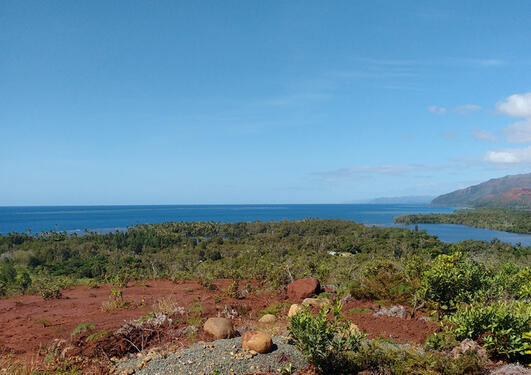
[0,219,530,371]
[288,302,365,373]
[0,219,528,299]
[70,323,95,339]
[259,301,291,317]
[395,208,531,234]
[446,301,530,358]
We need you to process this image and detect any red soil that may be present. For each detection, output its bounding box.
[343,300,439,345]
[0,280,438,370]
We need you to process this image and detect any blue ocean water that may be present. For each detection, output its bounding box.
[0,204,530,245]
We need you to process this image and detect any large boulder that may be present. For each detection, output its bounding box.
[241,330,273,354]
[203,317,235,339]
[287,278,320,301]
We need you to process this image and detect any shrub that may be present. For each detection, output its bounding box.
[446,301,531,359]
[39,283,62,300]
[347,259,413,302]
[418,252,488,313]
[101,288,132,311]
[349,340,484,375]
[288,302,365,373]
[424,331,459,351]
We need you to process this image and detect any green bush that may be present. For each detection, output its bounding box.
[418,252,488,313]
[347,259,413,302]
[288,302,365,373]
[424,331,459,351]
[446,301,531,359]
[349,340,484,375]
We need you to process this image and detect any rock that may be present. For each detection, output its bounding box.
[323,284,337,293]
[288,304,304,317]
[236,323,255,336]
[489,364,531,375]
[302,297,330,307]
[451,339,488,364]
[258,314,277,323]
[373,305,408,319]
[287,278,320,301]
[340,293,352,304]
[241,330,273,354]
[203,317,235,339]
[181,325,199,336]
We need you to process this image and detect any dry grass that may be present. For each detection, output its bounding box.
[0,354,40,375]
[152,296,181,315]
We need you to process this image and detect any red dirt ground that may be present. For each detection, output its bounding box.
[0,279,439,371]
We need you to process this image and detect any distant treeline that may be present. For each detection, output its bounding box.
[394,208,531,234]
[0,219,529,298]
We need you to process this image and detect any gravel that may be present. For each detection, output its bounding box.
[115,336,306,375]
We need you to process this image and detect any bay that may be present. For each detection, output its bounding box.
[0,204,530,245]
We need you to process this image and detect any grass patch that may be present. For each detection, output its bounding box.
[347,307,372,314]
[259,301,291,317]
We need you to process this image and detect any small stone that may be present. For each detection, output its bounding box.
[302,297,330,307]
[241,330,273,354]
[258,314,277,323]
[288,303,304,317]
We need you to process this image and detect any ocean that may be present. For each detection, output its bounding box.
[0,204,530,245]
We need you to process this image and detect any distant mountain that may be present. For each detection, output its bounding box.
[431,173,531,208]
[368,196,434,204]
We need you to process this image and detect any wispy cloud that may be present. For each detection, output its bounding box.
[484,146,531,164]
[472,128,497,142]
[442,131,460,140]
[428,105,447,114]
[314,164,449,182]
[357,57,505,68]
[453,104,482,114]
[504,119,531,143]
[428,104,482,115]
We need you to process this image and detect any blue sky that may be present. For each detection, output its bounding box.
[1,1,531,205]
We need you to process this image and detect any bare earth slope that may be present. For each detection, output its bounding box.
[431,173,531,207]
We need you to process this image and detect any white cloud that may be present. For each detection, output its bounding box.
[504,119,531,143]
[484,146,531,164]
[496,93,531,118]
[472,129,497,142]
[452,104,482,114]
[428,105,447,114]
[428,104,482,115]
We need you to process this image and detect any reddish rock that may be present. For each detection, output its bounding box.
[287,278,320,301]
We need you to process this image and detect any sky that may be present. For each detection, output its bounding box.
[1,1,531,205]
